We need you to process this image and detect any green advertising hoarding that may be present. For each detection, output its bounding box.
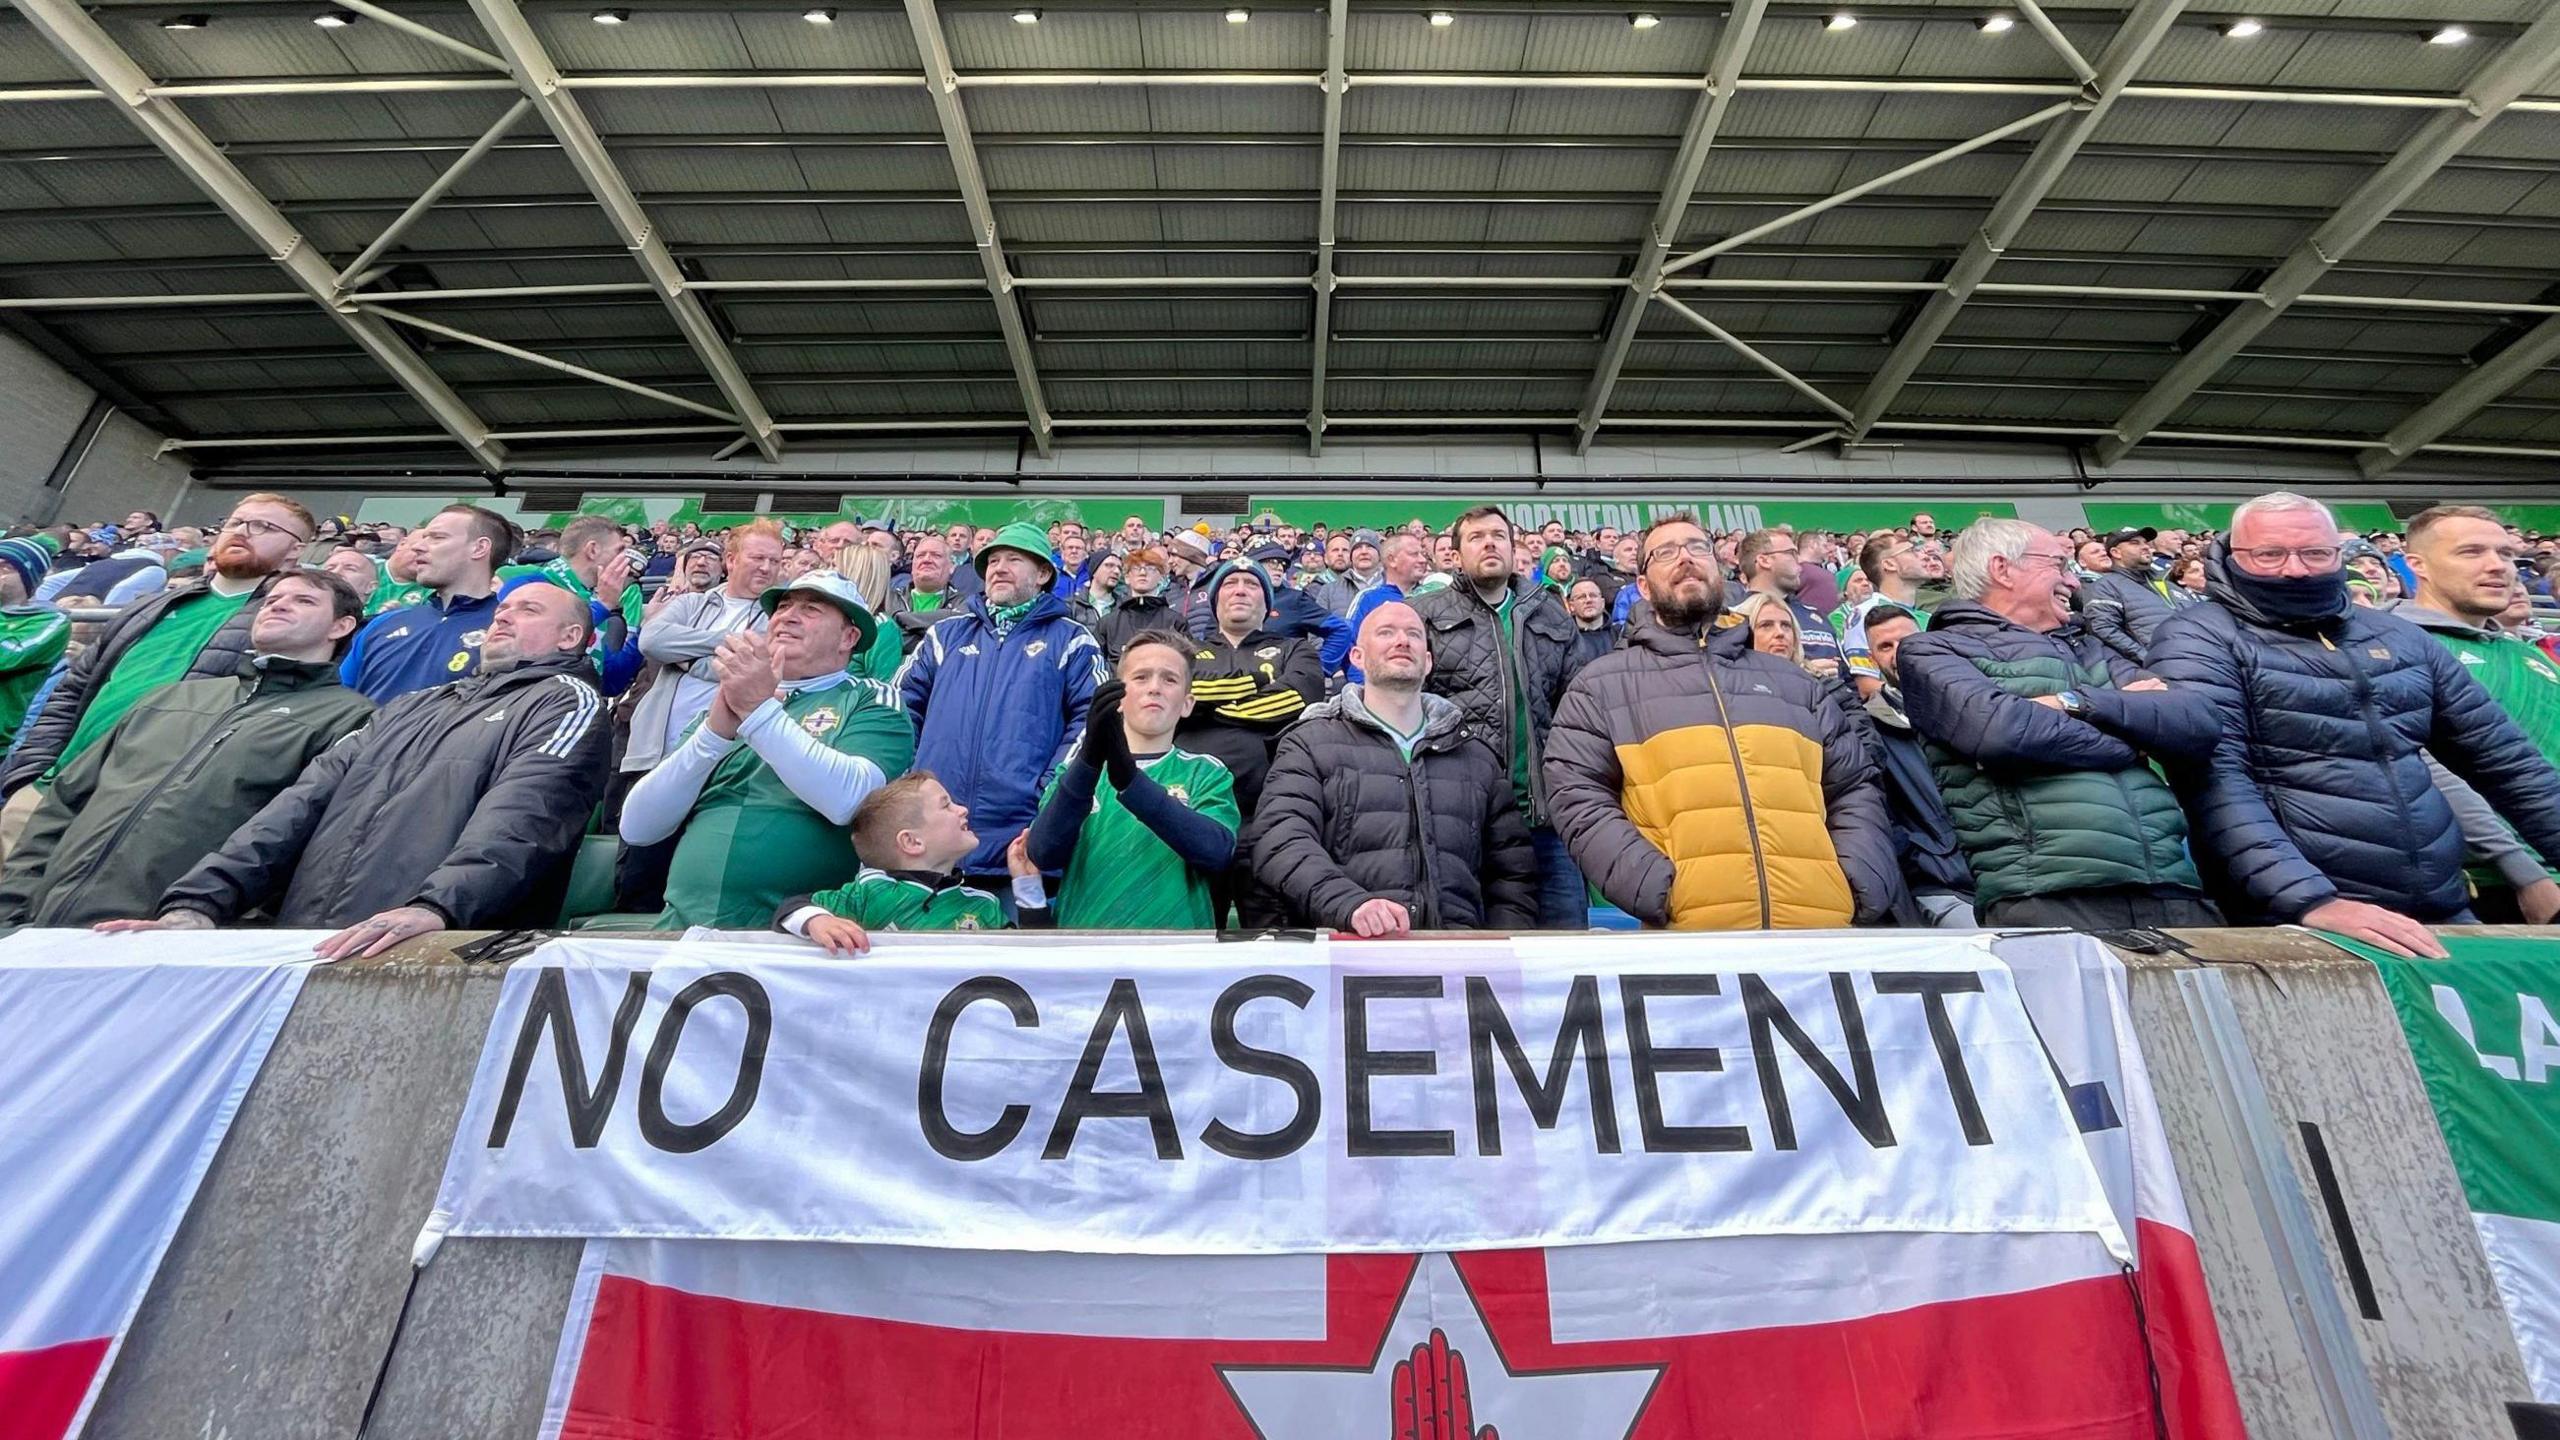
[356,495,1161,533]
[1239,497,2016,535]
[2082,501,2399,535]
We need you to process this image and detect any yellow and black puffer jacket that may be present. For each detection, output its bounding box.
[1544,607,1905,929]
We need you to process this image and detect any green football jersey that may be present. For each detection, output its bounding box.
[656,675,916,930]
[1043,747,1239,929]
[803,868,1004,932]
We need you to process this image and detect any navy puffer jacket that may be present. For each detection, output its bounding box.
[2145,548,2560,922]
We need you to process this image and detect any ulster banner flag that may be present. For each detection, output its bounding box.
[466,932,2242,1440]
[0,932,317,1440]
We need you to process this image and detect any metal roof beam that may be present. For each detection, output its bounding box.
[2355,315,2560,479]
[462,0,783,461]
[5,0,505,473]
[1307,0,1346,456]
[1841,0,2190,446]
[2092,8,2560,466]
[1648,292,1854,422]
[1572,0,1768,456]
[901,0,1053,456]
[333,96,528,292]
[361,304,743,422]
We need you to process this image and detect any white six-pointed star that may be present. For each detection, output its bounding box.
[1221,1253,1661,1439]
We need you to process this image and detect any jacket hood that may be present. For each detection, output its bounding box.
[1862,690,1912,730]
[1307,684,1465,747]
[1622,601,1744,659]
[2386,596,2500,641]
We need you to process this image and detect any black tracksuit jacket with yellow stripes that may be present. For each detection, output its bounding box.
[1176,626,1325,818]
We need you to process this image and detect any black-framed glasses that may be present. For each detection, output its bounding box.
[1646,539,1717,568]
[2236,545,2342,570]
[218,515,310,543]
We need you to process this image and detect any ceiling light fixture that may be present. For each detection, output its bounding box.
[1011,6,1041,22]
[2426,24,2468,45]
[314,9,357,27]
[1824,12,1858,31]
[1226,6,1251,21]
[2217,18,2262,38]
[591,7,629,23]
[803,6,835,21]
[1629,12,1660,29]
[1427,10,1456,26]
[159,12,211,28]
[1976,14,2014,32]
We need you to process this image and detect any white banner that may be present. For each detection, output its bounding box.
[424,931,2127,1258]
[0,930,321,1440]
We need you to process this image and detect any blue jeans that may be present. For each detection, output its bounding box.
[1530,825,1588,930]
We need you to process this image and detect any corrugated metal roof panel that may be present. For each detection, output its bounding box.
[614,146,813,194]
[731,11,919,70]
[527,10,758,72]
[1139,9,1322,70]
[1347,11,1536,72]
[1745,13,1930,77]
[1519,12,1718,77]
[761,88,945,135]
[1723,91,1883,141]
[1341,87,1519,138]
[947,9,1144,71]
[2048,155,2200,203]
[1144,85,1324,134]
[731,295,998,336]
[961,85,1152,135]
[85,214,270,260]
[1341,146,1507,193]
[1482,201,1651,244]
[1504,89,1695,137]
[1899,18,2106,78]
[2130,26,2317,88]
[816,203,976,245]
[2272,30,2500,93]
[1490,147,1670,195]
[1337,200,1489,243]
[576,88,787,137]
[2166,160,2364,209]
[788,147,963,193]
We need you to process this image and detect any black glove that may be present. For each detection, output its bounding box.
[1104,723,1138,791]
[1077,680,1127,777]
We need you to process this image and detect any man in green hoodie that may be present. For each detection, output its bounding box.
[0,570,374,927]
[2392,504,2560,922]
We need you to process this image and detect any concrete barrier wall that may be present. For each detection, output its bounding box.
[72,930,2547,1438]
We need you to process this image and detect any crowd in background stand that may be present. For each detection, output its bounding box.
[0,493,2557,966]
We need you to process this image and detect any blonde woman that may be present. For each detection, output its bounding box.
[832,544,908,683]
[1732,591,1856,721]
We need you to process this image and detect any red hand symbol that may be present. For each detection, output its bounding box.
[1389,1327,1498,1440]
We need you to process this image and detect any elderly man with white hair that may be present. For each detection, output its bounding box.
[2147,491,2560,958]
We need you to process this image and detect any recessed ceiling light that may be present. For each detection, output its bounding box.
[2217,18,2263,38]
[1976,14,2014,32]
[159,12,212,28]
[2426,24,2469,45]
[803,6,835,21]
[591,7,629,23]
[314,9,357,27]
[1011,6,1041,22]
[1427,10,1456,26]
[1629,11,1661,29]
[1824,12,1858,31]
[1225,6,1251,21]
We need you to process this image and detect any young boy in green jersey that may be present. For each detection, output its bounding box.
[776,770,1049,955]
[1025,629,1240,928]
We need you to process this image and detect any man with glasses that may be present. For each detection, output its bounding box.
[0,494,314,852]
[1548,513,1899,931]
[1733,528,1847,679]
[1894,519,2221,930]
[2149,492,2560,958]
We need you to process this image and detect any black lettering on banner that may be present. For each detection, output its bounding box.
[486,967,651,1149]
[1344,975,1457,1157]
[1873,971,1994,1146]
[637,972,772,1154]
[1741,973,1894,1150]
[1202,975,1321,1161]
[919,977,1038,1161]
[1044,979,1183,1161]
[1620,975,1750,1153]
[1466,974,1620,1156]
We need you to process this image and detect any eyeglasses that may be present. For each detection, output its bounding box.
[2011,550,2074,570]
[2236,545,2342,571]
[1646,539,1717,568]
[218,515,310,543]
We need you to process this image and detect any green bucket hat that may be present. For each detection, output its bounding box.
[972,519,1058,590]
[759,571,879,654]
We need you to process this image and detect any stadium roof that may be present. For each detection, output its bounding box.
[1,0,2557,479]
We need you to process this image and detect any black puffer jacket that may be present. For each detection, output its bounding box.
[1411,574,1586,825]
[160,652,611,928]
[2146,547,2560,922]
[1249,687,1536,929]
[1095,590,1181,661]
[2,577,267,793]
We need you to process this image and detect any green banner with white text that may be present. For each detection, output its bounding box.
[2359,933,2560,1402]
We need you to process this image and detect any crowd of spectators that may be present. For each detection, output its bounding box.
[3,491,2558,962]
